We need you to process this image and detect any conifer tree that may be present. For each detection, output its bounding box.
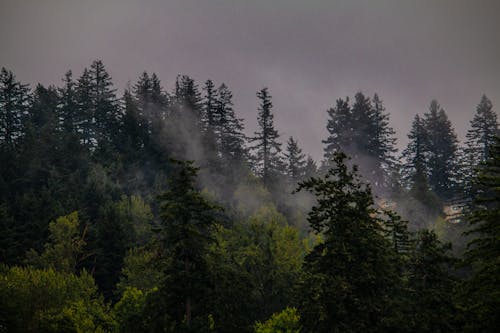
[88,60,120,149]
[296,152,397,332]
[0,67,30,148]
[251,88,283,186]
[303,156,318,180]
[463,95,498,196]
[58,70,78,133]
[284,136,306,183]
[75,68,95,148]
[463,137,500,332]
[146,160,221,331]
[423,100,459,199]
[216,83,246,164]
[322,97,351,164]
[407,230,458,332]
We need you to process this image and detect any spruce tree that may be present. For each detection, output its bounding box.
[216,83,246,164]
[462,137,500,332]
[322,97,352,164]
[284,136,306,183]
[146,160,221,331]
[423,100,459,199]
[58,70,78,133]
[463,95,498,196]
[251,87,283,186]
[407,230,458,332]
[296,152,397,333]
[0,67,30,148]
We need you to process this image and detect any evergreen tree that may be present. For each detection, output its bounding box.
[58,70,78,133]
[303,156,318,180]
[462,137,500,332]
[75,68,95,148]
[88,60,120,150]
[284,136,306,183]
[146,160,221,331]
[251,88,283,186]
[407,230,458,332]
[0,67,30,148]
[423,100,459,199]
[322,97,351,164]
[173,74,203,124]
[121,88,147,159]
[296,152,397,332]
[202,79,218,131]
[368,93,397,190]
[463,95,498,196]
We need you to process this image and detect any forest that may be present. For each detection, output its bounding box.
[0,60,499,332]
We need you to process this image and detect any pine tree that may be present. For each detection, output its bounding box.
[75,68,95,148]
[402,115,430,192]
[407,230,458,332]
[368,94,397,190]
[58,70,78,133]
[463,95,498,196]
[0,67,30,148]
[173,74,203,125]
[462,137,500,332]
[147,160,221,331]
[423,100,459,199]
[303,156,318,180]
[121,88,147,159]
[88,60,120,149]
[216,83,246,164]
[284,136,306,183]
[296,152,397,332]
[251,88,283,186]
[322,97,352,164]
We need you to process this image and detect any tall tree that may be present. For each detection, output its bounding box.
[296,152,397,332]
[284,136,306,183]
[216,83,247,164]
[251,88,283,186]
[88,60,120,150]
[58,70,78,133]
[423,100,459,199]
[322,97,352,164]
[463,95,498,196]
[0,67,30,148]
[146,160,221,331]
[462,136,500,332]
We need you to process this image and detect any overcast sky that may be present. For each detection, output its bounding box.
[1,0,499,161]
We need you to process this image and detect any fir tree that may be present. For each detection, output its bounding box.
[0,67,30,148]
[463,95,498,196]
[423,100,459,199]
[146,160,221,331]
[58,70,78,133]
[297,152,397,332]
[284,136,306,183]
[322,97,351,164]
[462,137,500,332]
[251,87,283,186]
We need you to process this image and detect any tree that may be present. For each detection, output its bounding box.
[463,95,498,196]
[25,212,87,273]
[284,137,307,183]
[407,230,458,332]
[0,67,30,148]
[251,88,283,186]
[254,307,301,333]
[217,83,247,164]
[462,137,500,332]
[423,100,459,199]
[147,160,221,331]
[322,97,351,164]
[0,265,116,333]
[296,152,397,332]
[303,156,317,180]
[58,70,78,133]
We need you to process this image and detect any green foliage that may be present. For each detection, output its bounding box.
[296,152,397,333]
[462,137,500,332]
[113,287,149,333]
[116,246,163,294]
[26,211,86,273]
[0,265,116,333]
[254,307,301,333]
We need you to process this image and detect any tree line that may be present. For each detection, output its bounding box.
[0,60,499,332]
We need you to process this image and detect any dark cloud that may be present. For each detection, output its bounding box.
[1,0,499,160]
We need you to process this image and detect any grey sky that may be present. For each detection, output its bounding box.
[1,0,499,161]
